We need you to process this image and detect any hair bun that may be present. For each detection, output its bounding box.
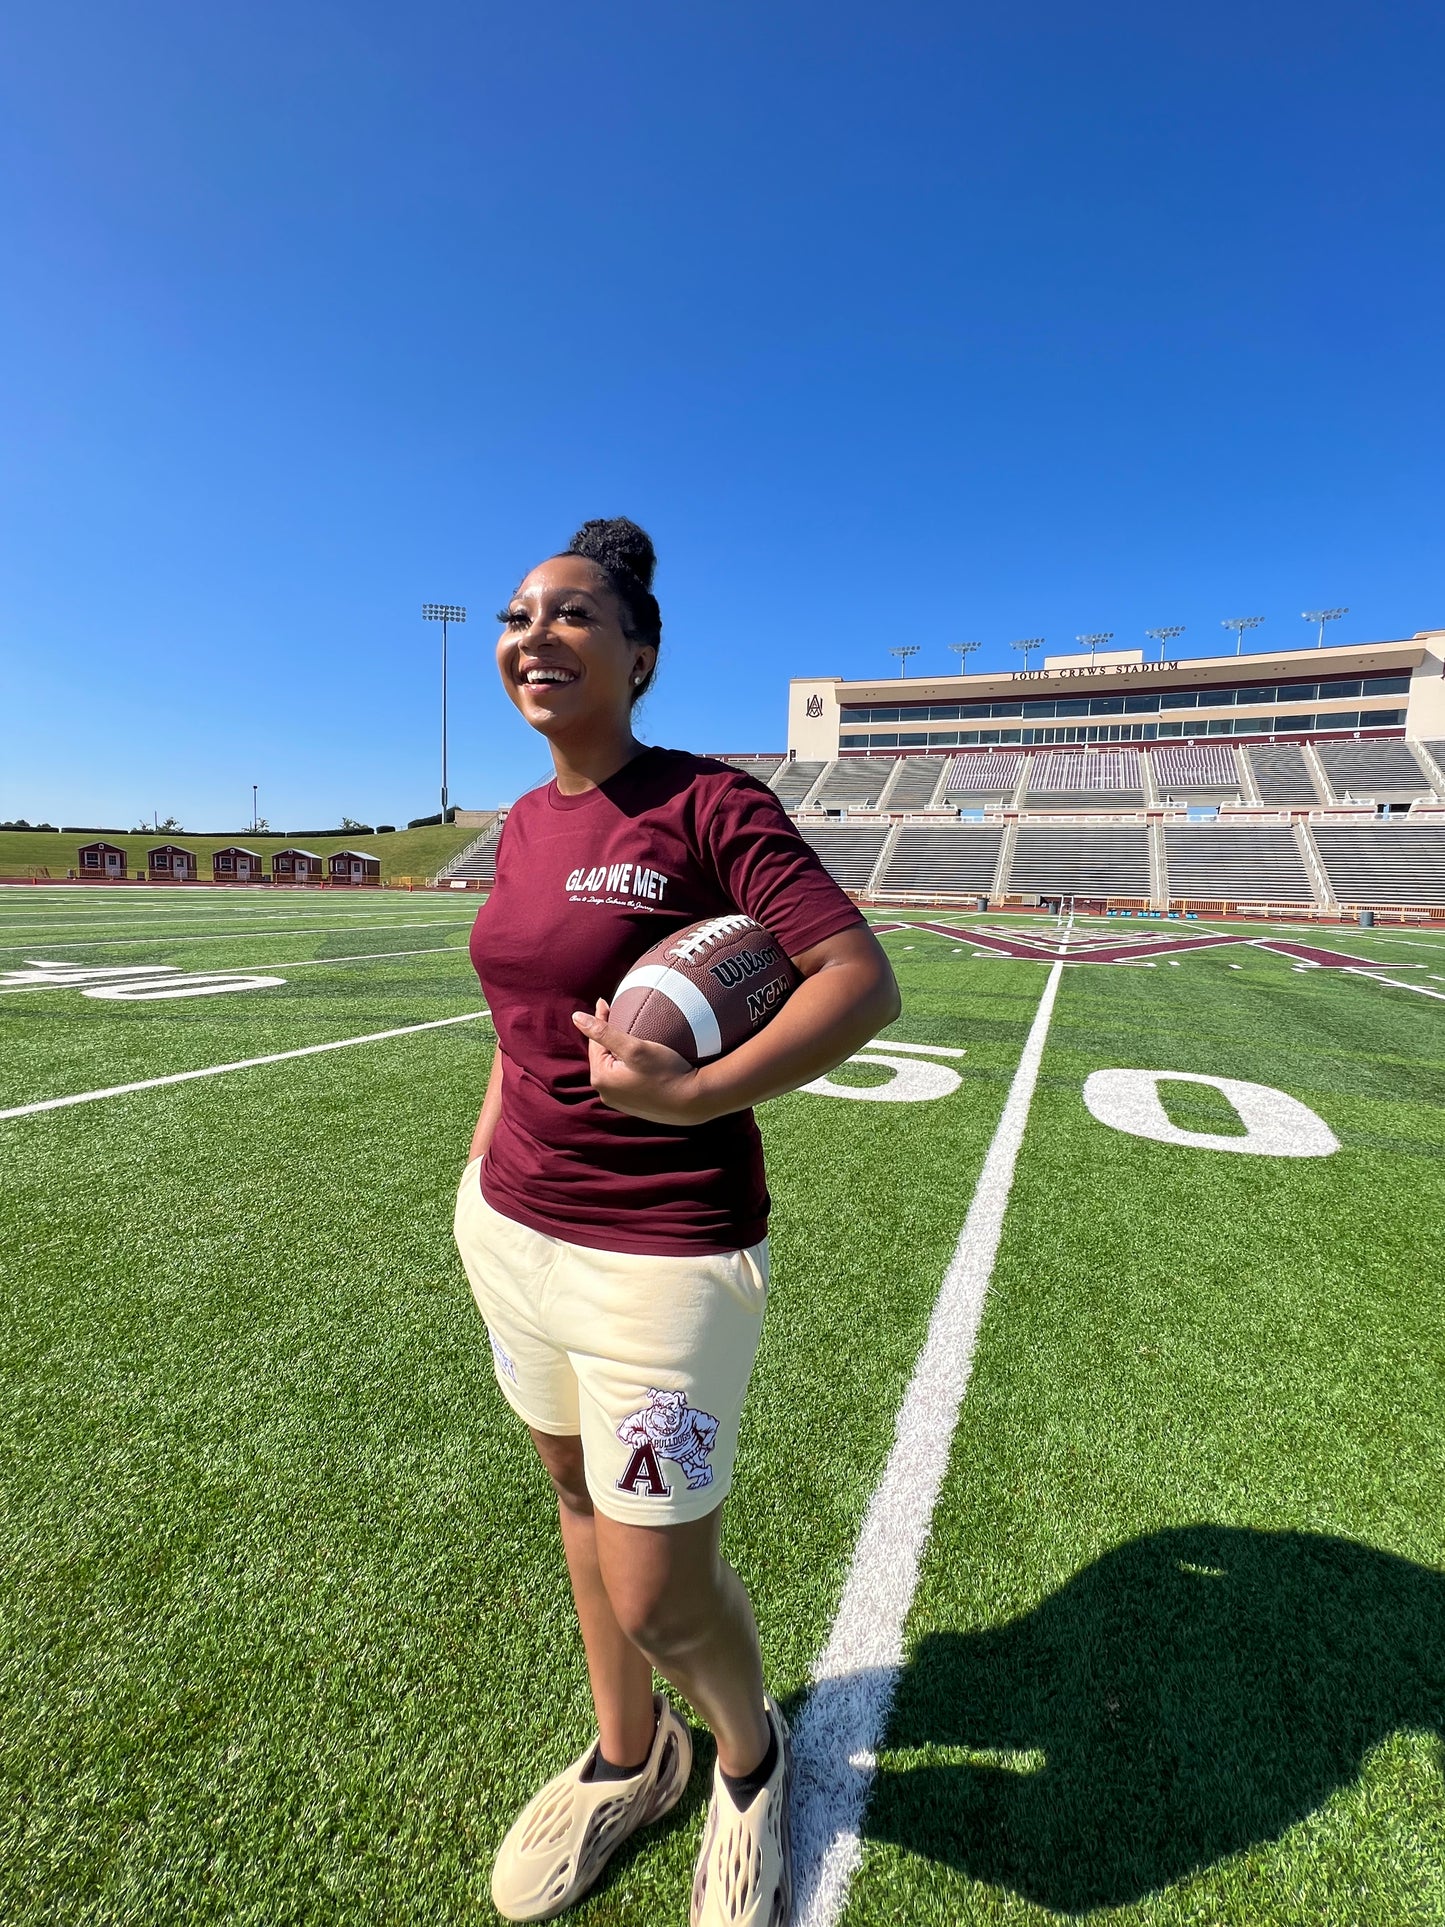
[566,517,657,592]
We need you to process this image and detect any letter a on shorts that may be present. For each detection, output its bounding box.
[616,1440,672,1498]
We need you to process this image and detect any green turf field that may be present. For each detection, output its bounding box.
[1,888,1441,1925]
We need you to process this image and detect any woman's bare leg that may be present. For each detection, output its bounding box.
[594,1506,771,1778]
[529,1429,656,1768]
[529,1428,770,1778]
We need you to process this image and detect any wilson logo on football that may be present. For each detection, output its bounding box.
[610,915,799,1065]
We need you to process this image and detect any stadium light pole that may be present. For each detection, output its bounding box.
[1222,615,1263,656]
[948,642,981,676]
[1145,625,1185,661]
[1010,638,1044,671]
[889,646,920,676]
[422,604,467,814]
[1077,632,1113,662]
[1302,607,1347,649]
[251,784,258,833]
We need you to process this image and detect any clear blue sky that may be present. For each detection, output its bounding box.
[2,0,1441,829]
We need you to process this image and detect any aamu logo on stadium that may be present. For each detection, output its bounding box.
[564,860,671,901]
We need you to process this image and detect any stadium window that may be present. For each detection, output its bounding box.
[1319,679,1362,699]
[1157,722,1184,737]
[1363,674,1409,696]
[1316,711,1359,730]
[1123,693,1161,713]
[1142,723,1158,738]
[1276,683,1316,703]
[989,701,1024,719]
[1235,686,1275,705]
[1054,698,1089,716]
[1198,687,1235,707]
[898,732,928,745]
[956,702,992,720]
[1164,690,1198,709]
[1088,696,1126,715]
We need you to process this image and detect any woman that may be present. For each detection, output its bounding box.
[455,518,899,1924]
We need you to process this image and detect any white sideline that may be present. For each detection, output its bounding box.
[790,961,1065,1927]
[1346,968,1445,1003]
[0,922,465,953]
[0,1011,491,1121]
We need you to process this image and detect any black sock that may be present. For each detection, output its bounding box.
[720,1721,778,1812]
[582,1713,657,1783]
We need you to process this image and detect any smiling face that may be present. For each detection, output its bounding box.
[496,557,657,744]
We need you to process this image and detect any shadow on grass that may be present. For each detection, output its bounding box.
[865,1525,1445,1913]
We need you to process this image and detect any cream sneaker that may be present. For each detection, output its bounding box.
[491,1694,692,1921]
[690,1698,792,1927]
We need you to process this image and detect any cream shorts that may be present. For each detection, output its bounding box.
[453,1163,769,1525]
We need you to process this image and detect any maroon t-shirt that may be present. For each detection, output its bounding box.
[467,748,863,1255]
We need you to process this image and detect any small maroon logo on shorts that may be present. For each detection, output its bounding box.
[615,1389,720,1496]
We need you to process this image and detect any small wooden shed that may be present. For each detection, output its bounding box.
[148,843,197,881]
[272,847,322,883]
[212,845,264,882]
[77,840,126,878]
[327,848,381,885]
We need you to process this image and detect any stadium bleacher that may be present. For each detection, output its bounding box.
[878,826,1002,896]
[1153,744,1242,800]
[885,756,946,809]
[808,757,898,808]
[1009,825,1151,897]
[795,824,889,890]
[942,751,1024,796]
[439,823,502,884]
[1244,744,1322,805]
[1313,740,1439,800]
[1024,749,1142,812]
[771,759,826,807]
[1310,824,1445,907]
[1164,825,1311,903]
[714,754,785,783]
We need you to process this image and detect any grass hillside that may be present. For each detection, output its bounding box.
[0,820,488,884]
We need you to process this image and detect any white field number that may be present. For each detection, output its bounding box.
[803,1041,1338,1158]
[1083,1069,1339,1157]
[802,1041,965,1103]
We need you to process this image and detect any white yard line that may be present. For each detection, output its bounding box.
[0,1011,491,1121]
[227,945,470,970]
[791,961,1065,1927]
[0,922,465,954]
[1346,969,1445,1003]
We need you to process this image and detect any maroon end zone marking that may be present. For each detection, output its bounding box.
[1254,940,1379,968]
[896,923,1384,969]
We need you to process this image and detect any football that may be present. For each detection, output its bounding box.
[610,914,799,1065]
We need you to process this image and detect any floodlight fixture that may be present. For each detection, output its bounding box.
[1222,615,1263,656]
[1077,632,1113,661]
[948,642,981,675]
[1302,607,1347,649]
[1011,638,1044,670]
[889,645,921,677]
[422,604,467,814]
[1145,626,1185,661]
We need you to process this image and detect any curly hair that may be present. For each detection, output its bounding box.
[562,518,661,703]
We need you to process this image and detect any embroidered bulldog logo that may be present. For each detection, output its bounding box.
[615,1390,720,1496]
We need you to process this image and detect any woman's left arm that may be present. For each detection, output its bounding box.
[572,922,901,1126]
